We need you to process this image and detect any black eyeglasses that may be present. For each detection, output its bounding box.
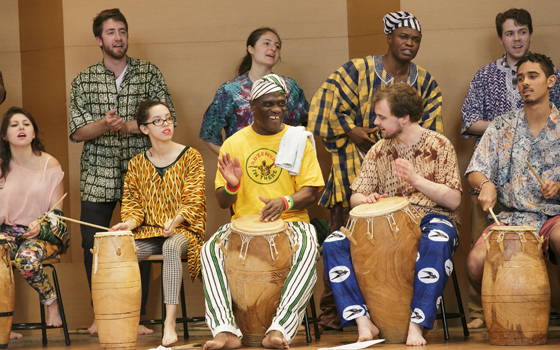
[143,116,176,126]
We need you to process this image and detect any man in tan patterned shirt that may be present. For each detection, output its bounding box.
[322,83,462,346]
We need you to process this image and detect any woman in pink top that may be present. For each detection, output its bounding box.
[0,107,68,340]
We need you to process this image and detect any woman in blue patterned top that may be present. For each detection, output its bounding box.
[199,27,309,154]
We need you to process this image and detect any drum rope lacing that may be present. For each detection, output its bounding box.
[239,235,253,266]
[346,205,422,242]
[486,229,543,253]
[93,234,133,274]
[263,234,280,263]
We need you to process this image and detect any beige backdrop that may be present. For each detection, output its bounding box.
[4,0,560,334]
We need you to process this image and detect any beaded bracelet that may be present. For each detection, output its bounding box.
[223,182,240,196]
[475,179,491,193]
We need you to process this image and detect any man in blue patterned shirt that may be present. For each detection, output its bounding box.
[460,8,560,328]
[69,8,175,335]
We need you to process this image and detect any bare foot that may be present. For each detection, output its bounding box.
[46,301,62,327]
[406,322,426,346]
[88,319,97,335]
[203,332,242,350]
[162,321,178,347]
[355,316,379,342]
[467,318,485,329]
[138,324,154,335]
[10,331,23,340]
[262,330,288,349]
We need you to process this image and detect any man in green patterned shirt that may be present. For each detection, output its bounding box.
[68,8,175,335]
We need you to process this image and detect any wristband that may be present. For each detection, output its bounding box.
[284,195,294,210]
[475,179,491,193]
[280,196,289,210]
[223,182,240,196]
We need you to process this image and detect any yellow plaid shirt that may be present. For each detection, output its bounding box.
[307,55,444,209]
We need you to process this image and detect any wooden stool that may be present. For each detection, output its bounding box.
[139,255,204,339]
[302,294,320,343]
[435,266,469,340]
[11,258,71,346]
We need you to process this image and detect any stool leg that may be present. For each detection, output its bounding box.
[309,295,320,340]
[303,309,311,343]
[161,265,166,337]
[39,295,47,345]
[439,295,449,341]
[180,280,189,339]
[451,268,469,337]
[49,264,71,346]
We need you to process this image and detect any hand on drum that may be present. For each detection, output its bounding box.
[361,192,388,204]
[541,179,560,199]
[111,222,131,231]
[22,220,40,239]
[259,196,284,222]
[393,158,420,185]
[478,181,497,213]
[217,152,242,187]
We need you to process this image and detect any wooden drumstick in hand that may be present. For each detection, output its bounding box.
[526,160,544,187]
[488,207,501,226]
[41,193,67,223]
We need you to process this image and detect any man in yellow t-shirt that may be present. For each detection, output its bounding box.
[202,74,324,350]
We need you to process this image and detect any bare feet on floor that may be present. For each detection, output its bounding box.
[46,301,62,327]
[162,321,178,347]
[406,322,426,346]
[262,330,289,349]
[467,318,485,329]
[203,332,242,350]
[355,316,379,342]
[138,324,154,335]
[87,320,97,335]
[10,331,23,340]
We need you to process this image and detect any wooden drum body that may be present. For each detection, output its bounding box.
[222,215,295,346]
[344,197,422,344]
[482,226,550,345]
[0,235,15,349]
[91,231,141,350]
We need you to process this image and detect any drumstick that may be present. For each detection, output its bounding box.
[172,343,202,349]
[526,160,544,187]
[488,207,501,226]
[50,214,111,231]
[41,193,67,222]
[169,205,184,231]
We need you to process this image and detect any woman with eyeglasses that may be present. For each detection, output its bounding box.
[111,100,206,347]
[199,27,309,154]
[0,107,69,341]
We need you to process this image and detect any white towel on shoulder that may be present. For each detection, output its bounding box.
[275,126,316,175]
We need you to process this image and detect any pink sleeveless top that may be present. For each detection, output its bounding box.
[0,160,64,226]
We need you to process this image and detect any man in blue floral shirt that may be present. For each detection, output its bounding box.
[465,53,560,313]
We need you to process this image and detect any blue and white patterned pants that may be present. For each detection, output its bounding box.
[323,213,459,329]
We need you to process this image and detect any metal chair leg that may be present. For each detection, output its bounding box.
[49,264,71,346]
[451,268,469,337]
[39,296,47,345]
[180,280,189,339]
[439,295,450,340]
[303,309,311,343]
[309,295,320,340]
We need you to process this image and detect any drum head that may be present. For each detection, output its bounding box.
[230,215,287,236]
[350,197,410,218]
[94,230,133,238]
[489,225,536,232]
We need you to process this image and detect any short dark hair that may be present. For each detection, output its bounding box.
[135,100,168,132]
[371,83,423,123]
[93,8,128,38]
[516,53,555,78]
[495,9,532,38]
[1,107,45,182]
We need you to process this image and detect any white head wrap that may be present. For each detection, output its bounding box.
[383,11,422,35]
[250,73,287,101]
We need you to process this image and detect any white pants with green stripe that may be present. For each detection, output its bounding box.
[201,221,318,343]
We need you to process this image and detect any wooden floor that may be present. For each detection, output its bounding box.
[6,324,560,350]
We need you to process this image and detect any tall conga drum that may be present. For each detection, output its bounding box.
[344,197,422,343]
[482,226,550,345]
[91,231,141,349]
[222,215,295,346]
[0,235,15,349]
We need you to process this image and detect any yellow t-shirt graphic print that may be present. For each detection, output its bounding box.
[216,125,324,223]
[247,149,282,184]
